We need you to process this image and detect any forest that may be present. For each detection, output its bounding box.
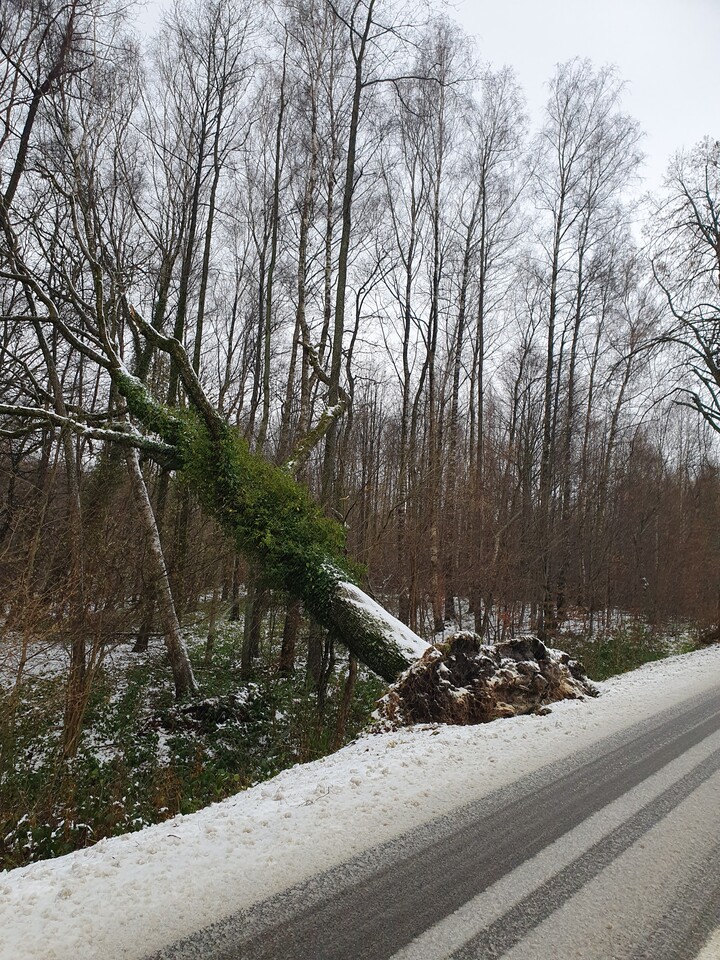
[1,0,720,865]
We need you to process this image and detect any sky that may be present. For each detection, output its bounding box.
[451,0,719,194]
[133,0,719,196]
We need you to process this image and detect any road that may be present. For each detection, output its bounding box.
[151,682,720,960]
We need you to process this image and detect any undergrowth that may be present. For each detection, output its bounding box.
[0,619,383,870]
[558,619,700,681]
[0,610,705,870]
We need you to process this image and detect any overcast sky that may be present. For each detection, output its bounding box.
[452,0,719,193]
[134,0,719,195]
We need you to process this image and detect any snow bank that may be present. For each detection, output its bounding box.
[2,645,720,960]
[697,929,720,959]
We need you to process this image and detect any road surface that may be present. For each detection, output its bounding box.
[151,681,720,960]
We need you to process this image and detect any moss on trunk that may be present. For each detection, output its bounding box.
[118,373,429,680]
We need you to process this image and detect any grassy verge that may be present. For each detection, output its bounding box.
[558,619,701,681]
[0,619,383,870]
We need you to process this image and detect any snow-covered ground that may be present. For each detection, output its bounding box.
[698,930,720,960]
[2,644,720,960]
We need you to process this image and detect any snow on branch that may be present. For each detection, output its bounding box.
[0,402,178,458]
[283,336,350,476]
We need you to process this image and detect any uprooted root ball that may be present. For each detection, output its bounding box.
[376,633,598,729]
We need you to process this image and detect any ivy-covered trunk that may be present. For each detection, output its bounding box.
[117,369,430,682]
[326,581,429,680]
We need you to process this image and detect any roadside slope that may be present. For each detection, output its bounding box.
[2,645,719,960]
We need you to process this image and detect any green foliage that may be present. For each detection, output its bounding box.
[118,370,359,613]
[181,421,357,613]
[117,372,188,449]
[559,619,700,681]
[0,619,383,869]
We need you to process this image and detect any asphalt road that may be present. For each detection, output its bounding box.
[151,682,720,960]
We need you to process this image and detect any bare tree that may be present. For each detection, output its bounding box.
[532,58,642,635]
[652,138,720,434]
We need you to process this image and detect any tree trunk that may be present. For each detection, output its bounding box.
[332,655,357,751]
[204,585,219,667]
[321,0,375,504]
[240,569,266,679]
[306,621,324,687]
[124,446,198,699]
[278,597,301,675]
[257,43,287,450]
[118,345,430,681]
[229,554,242,621]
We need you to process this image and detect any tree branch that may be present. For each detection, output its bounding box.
[0,403,178,458]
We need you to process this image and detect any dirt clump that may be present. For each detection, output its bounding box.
[376,632,597,729]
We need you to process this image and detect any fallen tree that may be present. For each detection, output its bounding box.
[4,299,598,694]
[112,318,431,683]
[3,294,594,696]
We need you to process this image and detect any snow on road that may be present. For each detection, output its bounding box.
[2,645,720,960]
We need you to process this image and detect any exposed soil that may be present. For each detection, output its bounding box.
[376,633,598,728]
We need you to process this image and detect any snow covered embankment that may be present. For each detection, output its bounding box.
[1,644,719,960]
